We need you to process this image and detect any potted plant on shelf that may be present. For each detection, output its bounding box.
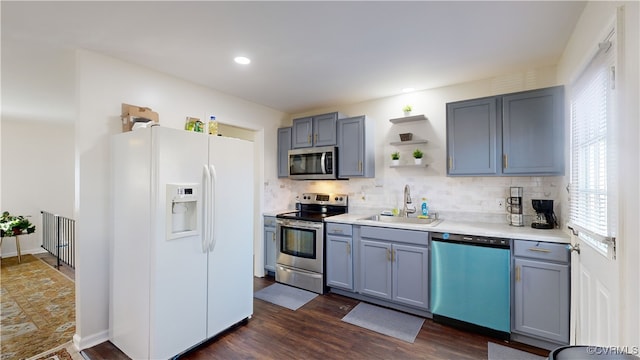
[403,105,412,116]
[391,152,400,166]
[0,211,36,237]
[413,149,424,165]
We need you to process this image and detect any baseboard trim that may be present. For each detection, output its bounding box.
[74,330,109,350]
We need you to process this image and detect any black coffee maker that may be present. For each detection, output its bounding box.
[531,199,557,229]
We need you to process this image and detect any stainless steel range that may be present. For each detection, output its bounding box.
[276,193,348,294]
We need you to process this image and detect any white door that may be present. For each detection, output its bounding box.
[572,238,619,346]
[207,136,254,338]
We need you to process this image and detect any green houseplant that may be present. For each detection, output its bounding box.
[403,105,412,116]
[391,151,400,166]
[0,211,36,237]
[413,149,424,165]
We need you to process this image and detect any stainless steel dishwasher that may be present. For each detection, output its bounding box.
[430,232,511,340]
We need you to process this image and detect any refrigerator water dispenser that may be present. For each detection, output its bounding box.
[166,184,200,240]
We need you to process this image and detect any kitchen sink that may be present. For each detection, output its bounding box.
[360,215,441,226]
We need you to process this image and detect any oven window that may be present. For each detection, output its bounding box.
[280,226,316,259]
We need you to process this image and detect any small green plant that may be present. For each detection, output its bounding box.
[403,105,412,112]
[0,211,36,237]
[391,152,400,160]
[413,149,424,159]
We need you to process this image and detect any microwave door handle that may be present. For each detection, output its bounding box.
[320,152,326,174]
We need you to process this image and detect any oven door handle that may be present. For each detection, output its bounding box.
[276,219,323,230]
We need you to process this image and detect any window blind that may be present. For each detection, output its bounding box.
[569,29,618,256]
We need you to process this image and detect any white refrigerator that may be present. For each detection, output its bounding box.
[110,126,254,359]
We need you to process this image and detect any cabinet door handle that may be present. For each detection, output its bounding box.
[386,249,391,261]
[503,154,508,168]
[334,229,343,234]
[346,243,351,255]
[527,247,551,253]
[359,161,363,172]
[272,233,275,241]
[516,265,521,282]
[314,133,318,143]
[448,157,453,170]
[308,134,311,143]
[392,249,396,262]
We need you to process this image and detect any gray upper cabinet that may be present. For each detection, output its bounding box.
[447,86,564,176]
[291,112,340,149]
[277,127,292,178]
[502,86,564,175]
[447,97,500,175]
[337,115,375,178]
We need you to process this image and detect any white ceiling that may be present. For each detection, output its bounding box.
[2,1,586,119]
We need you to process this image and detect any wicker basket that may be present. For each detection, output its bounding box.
[399,133,413,141]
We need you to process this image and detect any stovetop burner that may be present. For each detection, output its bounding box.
[277,210,342,222]
[276,192,348,222]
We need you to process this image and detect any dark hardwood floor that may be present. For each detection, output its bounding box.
[83,276,549,360]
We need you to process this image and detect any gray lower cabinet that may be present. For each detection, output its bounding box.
[277,127,292,178]
[337,115,375,178]
[358,226,429,310]
[512,240,570,348]
[264,216,277,274]
[326,223,354,291]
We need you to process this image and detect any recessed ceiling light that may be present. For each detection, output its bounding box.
[402,88,415,93]
[234,56,251,65]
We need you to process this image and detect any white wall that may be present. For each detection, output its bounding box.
[74,50,286,348]
[557,1,639,348]
[266,66,565,226]
[0,118,74,255]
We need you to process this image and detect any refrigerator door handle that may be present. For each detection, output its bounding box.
[208,164,217,252]
[202,164,211,253]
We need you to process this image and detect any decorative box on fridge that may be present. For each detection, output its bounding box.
[121,103,159,132]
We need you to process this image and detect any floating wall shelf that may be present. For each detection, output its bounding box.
[389,114,428,124]
[390,164,429,168]
[390,139,429,146]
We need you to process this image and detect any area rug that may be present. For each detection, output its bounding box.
[488,342,546,360]
[341,302,424,343]
[1,255,76,360]
[253,283,318,310]
[26,341,83,360]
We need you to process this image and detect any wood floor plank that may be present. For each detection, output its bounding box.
[84,276,549,359]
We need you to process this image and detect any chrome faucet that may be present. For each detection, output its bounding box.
[402,184,416,217]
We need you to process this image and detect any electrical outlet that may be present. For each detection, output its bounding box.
[496,198,505,210]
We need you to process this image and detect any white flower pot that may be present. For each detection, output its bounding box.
[414,158,422,165]
[391,159,400,166]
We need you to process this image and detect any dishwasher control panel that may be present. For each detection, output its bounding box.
[431,232,510,248]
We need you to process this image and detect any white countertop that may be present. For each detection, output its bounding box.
[325,213,571,244]
[263,209,294,217]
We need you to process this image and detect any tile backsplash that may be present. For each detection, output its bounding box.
[265,175,563,226]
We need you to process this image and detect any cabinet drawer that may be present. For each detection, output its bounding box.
[326,223,352,236]
[514,240,569,263]
[360,226,428,246]
[264,216,277,228]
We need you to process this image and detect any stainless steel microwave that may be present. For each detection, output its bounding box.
[288,146,337,180]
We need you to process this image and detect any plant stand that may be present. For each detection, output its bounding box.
[0,235,23,263]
